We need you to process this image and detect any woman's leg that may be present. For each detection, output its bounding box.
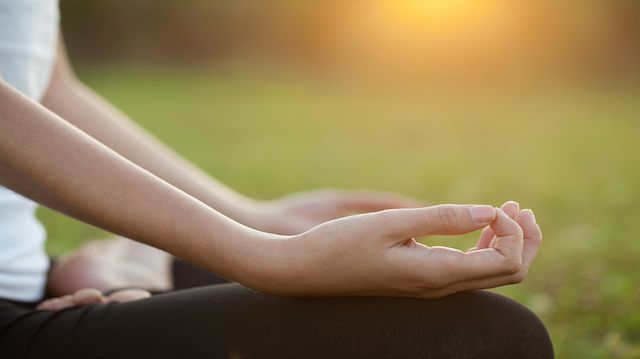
[47,237,230,296]
[1,285,553,359]
[172,258,231,289]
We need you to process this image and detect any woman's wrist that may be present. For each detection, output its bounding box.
[188,220,293,290]
[198,191,270,231]
[225,198,281,233]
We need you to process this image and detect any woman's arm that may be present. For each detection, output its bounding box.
[0,78,276,285]
[41,35,419,235]
[41,36,261,229]
[0,77,541,297]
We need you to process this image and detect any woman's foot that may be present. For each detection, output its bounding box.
[47,237,172,296]
[38,287,151,310]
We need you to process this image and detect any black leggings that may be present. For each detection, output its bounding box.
[0,260,553,358]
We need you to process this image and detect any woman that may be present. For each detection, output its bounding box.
[0,0,553,357]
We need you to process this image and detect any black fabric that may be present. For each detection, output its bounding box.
[0,258,554,359]
[172,258,230,289]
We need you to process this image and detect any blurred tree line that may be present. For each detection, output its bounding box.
[61,0,640,85]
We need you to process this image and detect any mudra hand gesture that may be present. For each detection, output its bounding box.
[241,200,541,298]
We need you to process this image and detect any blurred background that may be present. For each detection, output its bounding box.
[43,0,639,357]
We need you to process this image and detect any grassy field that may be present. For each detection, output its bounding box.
[40,65,640,358]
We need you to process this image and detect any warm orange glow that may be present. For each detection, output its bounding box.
[377,0,487,29]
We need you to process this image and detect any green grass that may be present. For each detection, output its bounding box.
[40,65,640,358]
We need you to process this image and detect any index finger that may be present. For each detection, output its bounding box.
[448,209,524,281]
[424,209,543,296]
[476,200,519,249]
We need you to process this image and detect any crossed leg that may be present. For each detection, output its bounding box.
[2,284,553,359]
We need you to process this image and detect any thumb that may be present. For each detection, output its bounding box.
[377,204,496,240]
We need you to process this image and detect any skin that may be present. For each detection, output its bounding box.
[37,288,151,310]
[0,34,543,308]
[40,201,540,309]
[42,36,422,236]
[38,34,425,299]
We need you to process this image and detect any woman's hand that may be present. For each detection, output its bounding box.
[37,288,151,311]
[249,189,424,235]
[250,202,541,298]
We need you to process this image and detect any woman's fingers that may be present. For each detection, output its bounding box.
[444,209,524,281]
[515,209,542,269]
[488,208,524,259]
[381,204,497,240]
[428,209,542,297]
[502,201,520,219]
[473,226,492,250]
[396,208,525,290]
[381,205,518,286]
[476,201,519,249]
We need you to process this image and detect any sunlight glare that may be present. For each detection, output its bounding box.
[379,0,485,28]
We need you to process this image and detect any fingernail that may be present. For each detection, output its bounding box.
[524,209,536,221]
[504,200,519,208]
[469,206,496,223]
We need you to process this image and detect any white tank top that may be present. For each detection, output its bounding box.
[0,0,59,301]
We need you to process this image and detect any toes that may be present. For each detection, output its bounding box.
[72,288,107,306]
[38,295,75,310]
[36,298,58,310]
[107,289,151,303]
[37,287,150,311]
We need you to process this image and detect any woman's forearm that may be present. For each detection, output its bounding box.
[0,79,279,283]
[41,37,260,228]
[0,79,543,298]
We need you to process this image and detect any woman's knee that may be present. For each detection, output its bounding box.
[102,286,551,359]
[442,290,554,359]
[229,288,554,359]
